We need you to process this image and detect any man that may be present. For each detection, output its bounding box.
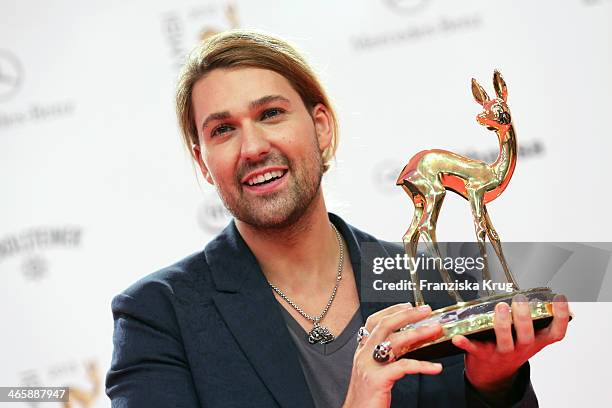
[105,30,569,407]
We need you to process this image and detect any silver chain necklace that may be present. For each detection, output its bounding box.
[268,223,344,345]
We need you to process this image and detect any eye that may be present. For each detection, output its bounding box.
[260,108,285,121]
[491,104,503,118]
[211,124,234,138]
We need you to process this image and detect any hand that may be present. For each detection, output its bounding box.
[342,303,444,408]
[452,294,570,396]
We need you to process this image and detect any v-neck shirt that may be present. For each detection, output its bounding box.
[278,305,363,408]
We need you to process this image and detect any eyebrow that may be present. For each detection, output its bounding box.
[200,94,291,132]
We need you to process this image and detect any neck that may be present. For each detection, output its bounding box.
[492,125,517,183]
[235,192,340,292]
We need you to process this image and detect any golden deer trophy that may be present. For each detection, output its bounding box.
[394,71,564,360]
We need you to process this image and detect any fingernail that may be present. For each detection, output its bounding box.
[513,294,528,303]
[433,363,442,369]
[403,302,413,308]
[554,294,567,303]
[418,305,431,312]
[496,302,510,315]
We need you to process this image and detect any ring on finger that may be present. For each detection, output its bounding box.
[357,326,370,345]
[373,340,395,363]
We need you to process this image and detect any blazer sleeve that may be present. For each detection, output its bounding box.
[105,280,201,408]
[465,362,539,408]
[415,355,538,408]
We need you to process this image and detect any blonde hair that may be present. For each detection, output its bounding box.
[175,30,339,172]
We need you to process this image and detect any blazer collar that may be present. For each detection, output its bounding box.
[205,212,380,296]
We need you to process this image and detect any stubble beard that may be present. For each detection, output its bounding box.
[215,146,324,230]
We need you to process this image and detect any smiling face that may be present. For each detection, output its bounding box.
[191,67,333,229]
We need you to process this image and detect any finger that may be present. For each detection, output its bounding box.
[364,302,413,332]
[540,295,570,344]
[493,302,514,353]
[512,294,535,346]
[451,335,488,359]
[358,304,413,348]
[388,323,443,357]
[381,359,443,382]
[366,304,433,347]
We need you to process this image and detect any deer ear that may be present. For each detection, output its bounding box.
[493,70,508,101]
[471,78,489,106]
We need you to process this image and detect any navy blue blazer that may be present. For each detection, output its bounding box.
[105,213,537,407]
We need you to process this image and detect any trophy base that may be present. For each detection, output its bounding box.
[398,287,568,361]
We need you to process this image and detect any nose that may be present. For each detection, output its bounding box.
[477,112,487,125]
[240,122,271,162]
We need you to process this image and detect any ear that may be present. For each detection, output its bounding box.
[493,70,508,102]
[311,103,333,152]
[471,78,489,106]
[192,144,215,185]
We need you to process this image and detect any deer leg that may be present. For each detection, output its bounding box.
[421,228,464,304]
[402,200,423,247]
[417,183,463,303]
[403,201,425,306]
[483,206,520,291]
[468,188,494,296]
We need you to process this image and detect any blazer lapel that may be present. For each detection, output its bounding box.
[331,214,421,400]
[329,213,401,318]
[206,222,315,408]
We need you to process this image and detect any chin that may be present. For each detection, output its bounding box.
[239,208,301,230]
[221,171,322,230]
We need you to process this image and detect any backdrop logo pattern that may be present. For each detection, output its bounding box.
[372,159,406,195]
[352,1,482,51]
[0,50,76,129]
[21,254,49,281]
[18,359,100,408]
[384,0,431,14]
[162,2,240,71]
[582,0,612,5]
[0,50,22,102]
[62,361,100,408]
[199,2,239,41]
[0,226,83,281]
[196,191,233,234]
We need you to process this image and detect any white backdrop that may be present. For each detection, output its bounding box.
[1,0,611,406]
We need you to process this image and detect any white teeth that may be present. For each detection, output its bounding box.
[246,170,285,186]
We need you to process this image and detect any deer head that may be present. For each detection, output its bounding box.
[472,70,511,131]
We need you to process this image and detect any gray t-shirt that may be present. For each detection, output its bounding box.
[278,306,363,408]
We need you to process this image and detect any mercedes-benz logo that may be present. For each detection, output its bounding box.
[385,0,430,14]
[0,50,23,102]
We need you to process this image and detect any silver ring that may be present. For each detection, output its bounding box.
[357,326,370,345]
[372,340,394,363]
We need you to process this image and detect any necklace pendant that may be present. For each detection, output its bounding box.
[307,323,334,344]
